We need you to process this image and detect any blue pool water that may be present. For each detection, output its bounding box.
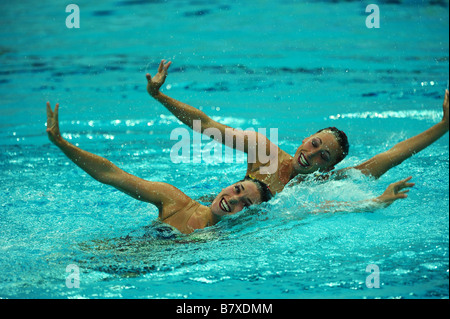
[1,0,449,299]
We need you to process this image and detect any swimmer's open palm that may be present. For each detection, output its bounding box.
[377,176,414,207]
[46,102,62,145]
[146,59,172,97]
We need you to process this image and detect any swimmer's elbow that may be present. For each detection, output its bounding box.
[360,145,414,177]
[95,165,126,186]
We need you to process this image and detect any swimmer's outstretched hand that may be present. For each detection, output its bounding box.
[46,101,62,145]
[376,176,415,207]
[146,59,172,97]
[442,89,449,129]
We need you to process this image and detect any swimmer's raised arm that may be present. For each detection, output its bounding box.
[146,60,223,136]
[46,102,190,218]
[311,177,414,214]
[337,90,449,179]
[146,60,273,156]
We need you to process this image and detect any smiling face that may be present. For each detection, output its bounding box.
[210,180,262,217]
[292,130,343,174]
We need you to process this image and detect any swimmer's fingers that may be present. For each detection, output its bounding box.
[378,177,414,205]
[146,60,168,83]
[397,176,415,190]
[46,101,53,119]
[393,187,411,199]
[46,101,57,126]
[54,102,59,126]
[442,89,449,124]
[397,176,413,186]
[155,59,170,75]
[146,60,172,96]
[392,176,415,196]
[396,189,410,198]
[160,59,171,78]
[158,59,165,73]
[46,102,61,144]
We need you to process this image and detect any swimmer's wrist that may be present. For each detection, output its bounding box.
[434,119,449,134]
[52,135,66,147]
[151,91,163,99]
[373,196,389,207]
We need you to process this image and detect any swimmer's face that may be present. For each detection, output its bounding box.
[210,180,262,217]
[292,131,342,174]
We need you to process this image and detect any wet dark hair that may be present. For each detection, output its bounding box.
[316,127,349,166]
[243,176,273,203]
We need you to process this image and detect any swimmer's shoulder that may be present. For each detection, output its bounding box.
[159,186,194,220]
[187,204,214,231]
[162,199,211,234]
[246,147,288,174]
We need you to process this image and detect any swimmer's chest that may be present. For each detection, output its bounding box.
[162,202,210,234]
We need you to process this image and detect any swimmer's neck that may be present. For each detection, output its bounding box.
[279,157,296,181]
[210,209,222,225]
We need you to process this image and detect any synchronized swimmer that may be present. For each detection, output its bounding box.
[146,60,449,194]
[45,60,449,234]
